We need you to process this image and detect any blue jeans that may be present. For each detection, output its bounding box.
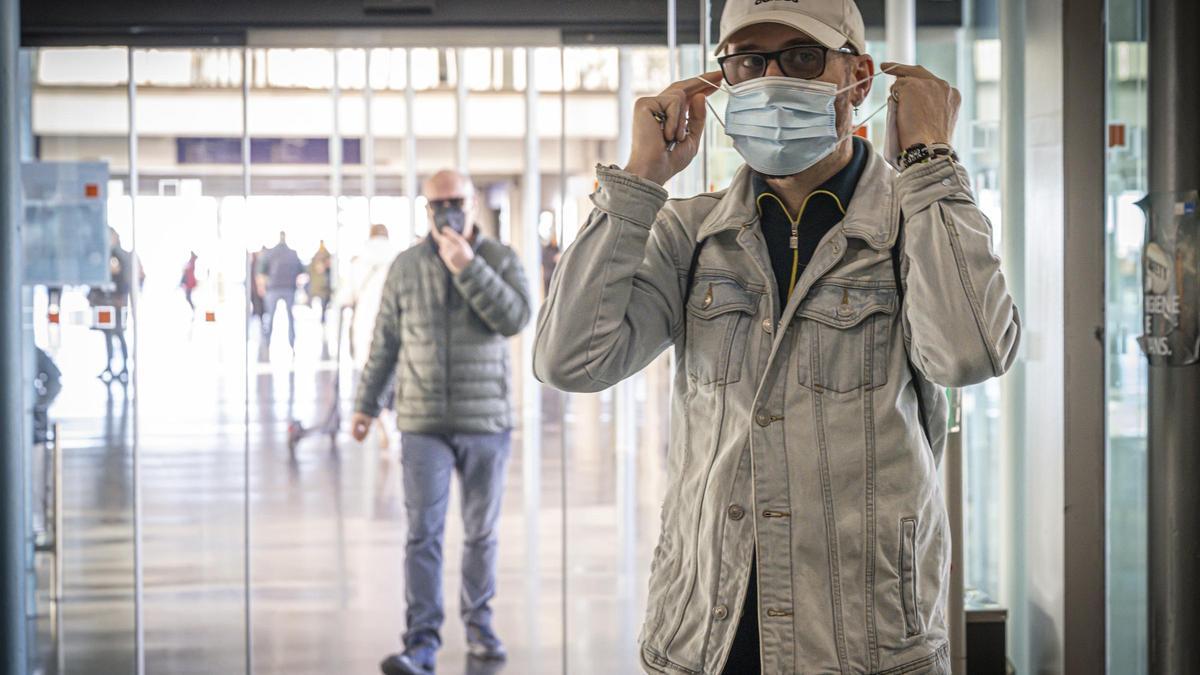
[400,430,511,650]
[262,289,296,348]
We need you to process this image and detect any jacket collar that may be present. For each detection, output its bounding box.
[696,139,899,250]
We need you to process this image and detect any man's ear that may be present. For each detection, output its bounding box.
[851,55,875,106]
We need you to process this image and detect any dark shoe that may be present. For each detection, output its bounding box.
[466,625,507,662]
[380,644,437,675]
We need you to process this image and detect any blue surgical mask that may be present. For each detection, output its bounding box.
[700,69,890,176]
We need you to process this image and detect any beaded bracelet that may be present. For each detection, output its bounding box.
[897,143,960,170]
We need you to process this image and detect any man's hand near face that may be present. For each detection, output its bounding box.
[624,70,723,186]
[429,225,475,275]
[881,62,962,149]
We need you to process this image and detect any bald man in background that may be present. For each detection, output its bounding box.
[352,170,531,675]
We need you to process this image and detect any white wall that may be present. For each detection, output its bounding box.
[32,87,620,139]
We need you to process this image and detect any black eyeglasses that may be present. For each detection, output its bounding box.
[717,44,857,85]
[428,198,465,210]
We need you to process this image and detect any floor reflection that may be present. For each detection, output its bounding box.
[30,286,668,675]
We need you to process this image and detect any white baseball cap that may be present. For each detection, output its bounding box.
[715,0,867,56]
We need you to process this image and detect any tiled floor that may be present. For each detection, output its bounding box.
[28,285,671,675]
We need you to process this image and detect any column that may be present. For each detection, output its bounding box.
[0,0,28,668]
[364,49,376,206]
[519,45,544,656]
[405,50,418,238]
[1147,0,1200,671]
[886,0,916,64]
[617,47,633,167]
[455,47,468,172]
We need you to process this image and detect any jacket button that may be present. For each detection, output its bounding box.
[755,411,770,427]
[712,605,729,621]
[761,319,773,334]
[728,505,745,521]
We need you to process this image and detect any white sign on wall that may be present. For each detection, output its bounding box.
[21,161,110,286]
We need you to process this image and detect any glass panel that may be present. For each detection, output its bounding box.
[951,4,1009,609]
[502,44,566,675]
[130,47,250,672]
[1105,0,1149,670]
[559,44,673,675]
[364,47,428,245]
[236,43,569,674]
[245,47,359,674]
[23,46,138,675]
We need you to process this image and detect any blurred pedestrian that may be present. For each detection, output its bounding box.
[338,224,398,449]
[180,251,199,315]
[308,239,333,325]
[256,231,304,359]
[88,227,142,383]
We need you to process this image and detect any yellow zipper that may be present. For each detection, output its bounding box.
[755,189,847,301]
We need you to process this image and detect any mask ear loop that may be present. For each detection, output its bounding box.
[837,63,898,142]
[693,75,727,129]
[834,62,898,96]
[844,100,889,138]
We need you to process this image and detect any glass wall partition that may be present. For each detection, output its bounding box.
[557,44,673,675]
[24,46,139,675]
[244,46,403,675]
[21,35,583,675]
[16,9,1036,674]
[237,40,570,675]
[1104,0,1149,670]
[130,46,251,674]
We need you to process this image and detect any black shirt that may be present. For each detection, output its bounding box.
[720,138,868,675]
[753,136,869,309]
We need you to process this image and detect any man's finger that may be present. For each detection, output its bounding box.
[687,90,709,140]
[681,70,724,96]
[658,92,681,143]
[440,227,468,246]
[664,90,689,142]
[677,92,691,141]
[880,62,937,80]
[661,70,723,97]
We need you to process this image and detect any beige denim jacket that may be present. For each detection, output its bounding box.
[534,145,1020,675]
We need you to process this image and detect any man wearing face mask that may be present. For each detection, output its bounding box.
[534,0,1020,673]
[351,169,531,675]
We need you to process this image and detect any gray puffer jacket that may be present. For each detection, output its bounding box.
[355,235,531,434]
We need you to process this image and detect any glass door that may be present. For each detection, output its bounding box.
[22,45,138,675]
[1104,0,1149,670]
[130,46,251,674]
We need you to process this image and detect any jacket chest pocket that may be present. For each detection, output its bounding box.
[686,277,759,386]
[795,284,897,397]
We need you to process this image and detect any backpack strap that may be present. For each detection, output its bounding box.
[683,236,708,305]
[891,216,935,448]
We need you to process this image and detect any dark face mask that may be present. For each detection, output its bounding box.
[432,203,467,235]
